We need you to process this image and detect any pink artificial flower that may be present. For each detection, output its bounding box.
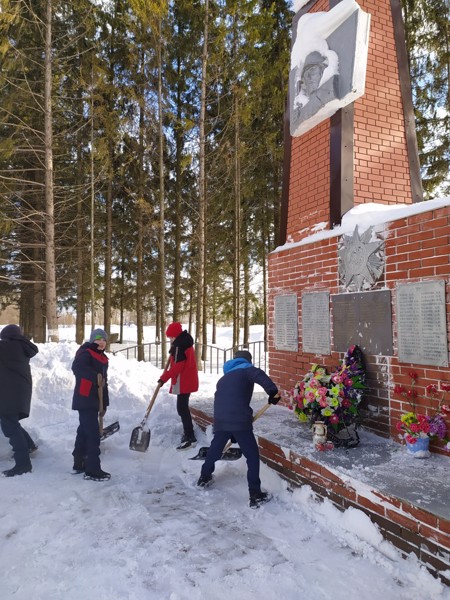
[421,422,430,434]
[409,423,420,434]
[332,374,343,384]
[342,399,351,408]
[319,397,328,408]
[329,414,340,425]
[405,434,417,444]
[318,387,328,396]
[396,421,403,431]
[305,391,316,403]
[309,378,319,388]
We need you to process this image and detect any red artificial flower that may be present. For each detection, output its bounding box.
[407,389,418,399]
[440,383,450,392]
[426,384,438,396]
[408,371,418,380]
[394,384,405,394]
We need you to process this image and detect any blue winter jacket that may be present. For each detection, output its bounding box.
[71,342,109,411]
[213,357,278,431]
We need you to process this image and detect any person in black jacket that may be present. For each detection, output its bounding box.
[0,324,39,477]
[71,328,111,481]
[197,350,280,508]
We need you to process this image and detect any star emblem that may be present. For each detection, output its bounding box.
[338,226,384,291]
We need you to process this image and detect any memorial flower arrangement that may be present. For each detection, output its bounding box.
[394,373,450,450]
[287,346,366,441]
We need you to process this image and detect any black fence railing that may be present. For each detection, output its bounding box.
[112,340,267,374]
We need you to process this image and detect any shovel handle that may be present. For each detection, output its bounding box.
[221,402,272,455]
[97,373,104,435]
[142,356,171,421]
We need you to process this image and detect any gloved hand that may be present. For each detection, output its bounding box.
[268,392,280,405]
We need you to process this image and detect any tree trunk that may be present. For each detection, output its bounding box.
[195,0,209,366]
[44,0,59,342]
[232,88,241,351]
[157,20,167,361]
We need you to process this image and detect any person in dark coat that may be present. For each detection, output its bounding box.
[158,322,199,450]
[71,328,111,481]
[197,350,280,508]
[0,324,39,477]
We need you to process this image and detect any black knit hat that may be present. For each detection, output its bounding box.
[1,324,22,340]
[234,350,252,363]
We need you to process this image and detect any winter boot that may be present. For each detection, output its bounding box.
[3,464,32,477]
[197,474,213,488]
[249,491,272,509]
[176,434,197,450]
[83,469,111,481]
[73,456,85,474]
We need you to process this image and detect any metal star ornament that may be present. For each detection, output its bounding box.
[338,226,384,291]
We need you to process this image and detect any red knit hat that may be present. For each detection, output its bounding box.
[165,322,183,338]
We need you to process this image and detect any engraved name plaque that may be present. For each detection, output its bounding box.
[397,280,448,367]
[332,290,393,355]
[302,292,331,355]
[274,294,298,351]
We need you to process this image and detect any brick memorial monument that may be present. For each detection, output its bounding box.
[266,0,450,580]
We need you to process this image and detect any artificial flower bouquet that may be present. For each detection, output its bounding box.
[394,373,450,451]
[287,345,366,447]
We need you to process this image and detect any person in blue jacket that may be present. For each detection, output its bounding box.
[197,350,280,508]
[71,328,110,481]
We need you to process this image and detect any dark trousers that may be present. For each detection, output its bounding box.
[201,429,261,494]
[73,409,101,472]
[177,393,195,437]
[0,415,34,469]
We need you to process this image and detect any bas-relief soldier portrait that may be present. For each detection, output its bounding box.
[290,0,371,138]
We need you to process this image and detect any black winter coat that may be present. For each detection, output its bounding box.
[213,358,278,432]
[71,342,109,411]
[0,336,39,418]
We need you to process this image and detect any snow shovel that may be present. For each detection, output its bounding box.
[98,373,120,442]
[128,383,163,452]
[129,357,170,452]
[189,402,272,461]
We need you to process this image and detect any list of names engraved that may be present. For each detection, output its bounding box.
[397,280,448,366]
[302,292,330,355]
[274,294,298,351]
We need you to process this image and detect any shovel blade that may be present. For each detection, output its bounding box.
[129,425,151,452]
[189,446,243,461]
[100,421,120,441]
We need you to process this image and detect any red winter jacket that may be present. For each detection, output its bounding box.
[159,330,199,394]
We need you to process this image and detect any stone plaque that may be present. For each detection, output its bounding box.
[332,290,393,355]
[274,294,298,351]
[396,280,448,367]
[302,292,331,355]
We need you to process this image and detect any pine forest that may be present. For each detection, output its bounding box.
[0,0,448,352]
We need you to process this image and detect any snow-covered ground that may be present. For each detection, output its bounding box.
[1,327,449,600]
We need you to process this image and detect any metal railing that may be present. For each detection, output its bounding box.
[112,340,267,374]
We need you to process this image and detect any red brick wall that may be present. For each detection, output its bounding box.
[268,205,450,456]
[353,0,413,205]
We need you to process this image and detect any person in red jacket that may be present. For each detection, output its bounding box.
[158,322,199,450]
